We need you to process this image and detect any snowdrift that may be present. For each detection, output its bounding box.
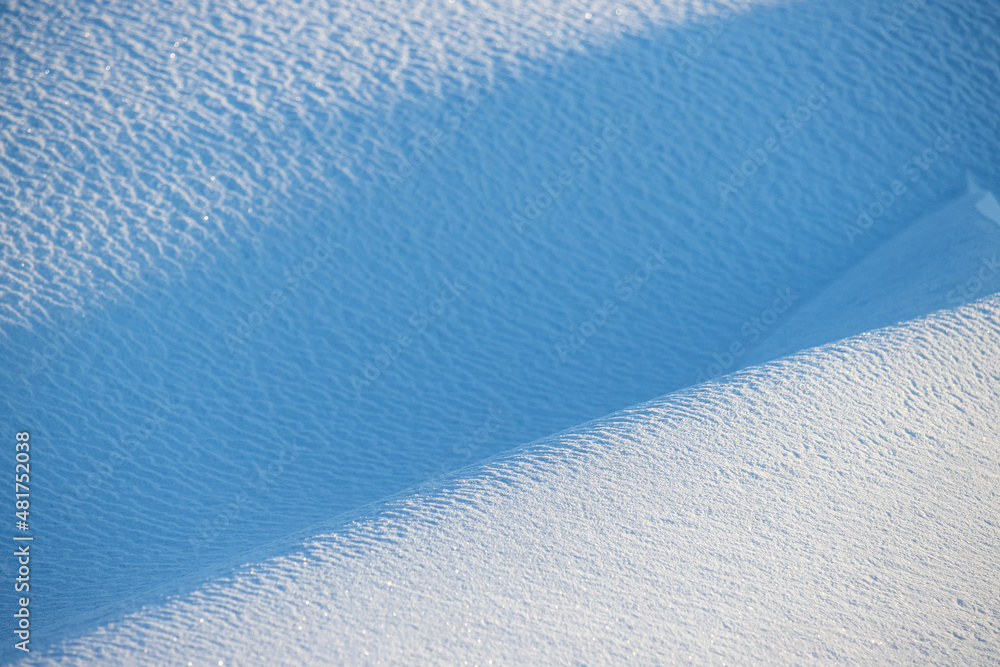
[2,0,999,661]
[37,185,1000,663]
[41,295,1000,664]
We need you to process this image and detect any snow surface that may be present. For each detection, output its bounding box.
[1,0,999,661]
[40,296,1000,664]
[747,185,1000,368]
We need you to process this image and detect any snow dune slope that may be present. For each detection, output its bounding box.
[39,294,1000,665]
[746,185,1000,369]
[36,182,1000,663]
[1,0,1000,656]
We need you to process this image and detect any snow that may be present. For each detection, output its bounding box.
[40,296,1000,664]
[746,184,1000,369]
[1,0,998,661]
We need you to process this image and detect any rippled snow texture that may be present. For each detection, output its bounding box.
[1,0,998,657]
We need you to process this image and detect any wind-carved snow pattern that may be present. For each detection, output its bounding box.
[1,0,998,661]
